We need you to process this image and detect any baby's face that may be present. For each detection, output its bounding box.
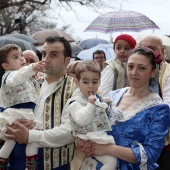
[4,48,26,71]
[75,71,100,97]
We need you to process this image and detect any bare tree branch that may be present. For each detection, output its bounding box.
[0,0,117,36]
[0,0,51,10]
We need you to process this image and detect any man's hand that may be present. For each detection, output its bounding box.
[17,119,36,130]
[5,121,29,144]
[6,119,35,133]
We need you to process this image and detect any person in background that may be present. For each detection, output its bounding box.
[93,50,106,71]
[0,70,4,107]
[23,50,39,65]
[163,47,170,64]
[5,37,76,170]
[100,34,136,97]
[0,44,45,170]
[67,60,81,78]
[74,56,81,61]
[77,47,170,170]
[23,50,43,80]
[138,35,170,170]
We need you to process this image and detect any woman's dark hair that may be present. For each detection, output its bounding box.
[128,47,157,70]
[128,47,158,86]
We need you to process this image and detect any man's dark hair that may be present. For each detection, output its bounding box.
[92,50,106,60]
[45,36,72,58]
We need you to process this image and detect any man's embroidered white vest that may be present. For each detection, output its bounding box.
[159,61,170,145]
[38,75,76,169]
[159,61,170,92]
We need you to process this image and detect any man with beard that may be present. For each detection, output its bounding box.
[6,36,76,170]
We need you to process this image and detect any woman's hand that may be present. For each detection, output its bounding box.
[75,138,96,157]
[75,138,112,157]
[75,137,84,150]
[92,143,111,156]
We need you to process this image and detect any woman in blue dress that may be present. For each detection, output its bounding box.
[78,47,170,170]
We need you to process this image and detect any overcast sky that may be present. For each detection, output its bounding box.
[53,0,170,41]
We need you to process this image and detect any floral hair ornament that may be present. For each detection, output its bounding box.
[128,46,162,64]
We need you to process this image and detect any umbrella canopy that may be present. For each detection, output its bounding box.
[1,34,37,45]
[71,45,83,58]
[0,36,37,52]
[78,38,109,49]
[84,10,159,33]
[31,29,75,46]
[77,43,115,61]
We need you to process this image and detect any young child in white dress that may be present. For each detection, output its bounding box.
[68,60,117,170]
[0,44,45,170]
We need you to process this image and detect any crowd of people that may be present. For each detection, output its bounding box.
[0,33,169,170]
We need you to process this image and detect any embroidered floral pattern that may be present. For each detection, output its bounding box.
[42,76,75,169]
[163,63,170,87]
[1,75,37,107]
[80,157,98,170]
[109,105,124,125]
[71,104,111,135]
[107,58,129,90]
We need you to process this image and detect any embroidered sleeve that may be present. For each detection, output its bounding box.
[5,65,35,87]
[131,104,170,168]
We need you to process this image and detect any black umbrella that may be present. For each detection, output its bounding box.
[1,34,37,45]
[71,45,83,58]
[0,36,37,52]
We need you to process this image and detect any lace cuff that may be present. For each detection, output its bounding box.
[131,142,148,170]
